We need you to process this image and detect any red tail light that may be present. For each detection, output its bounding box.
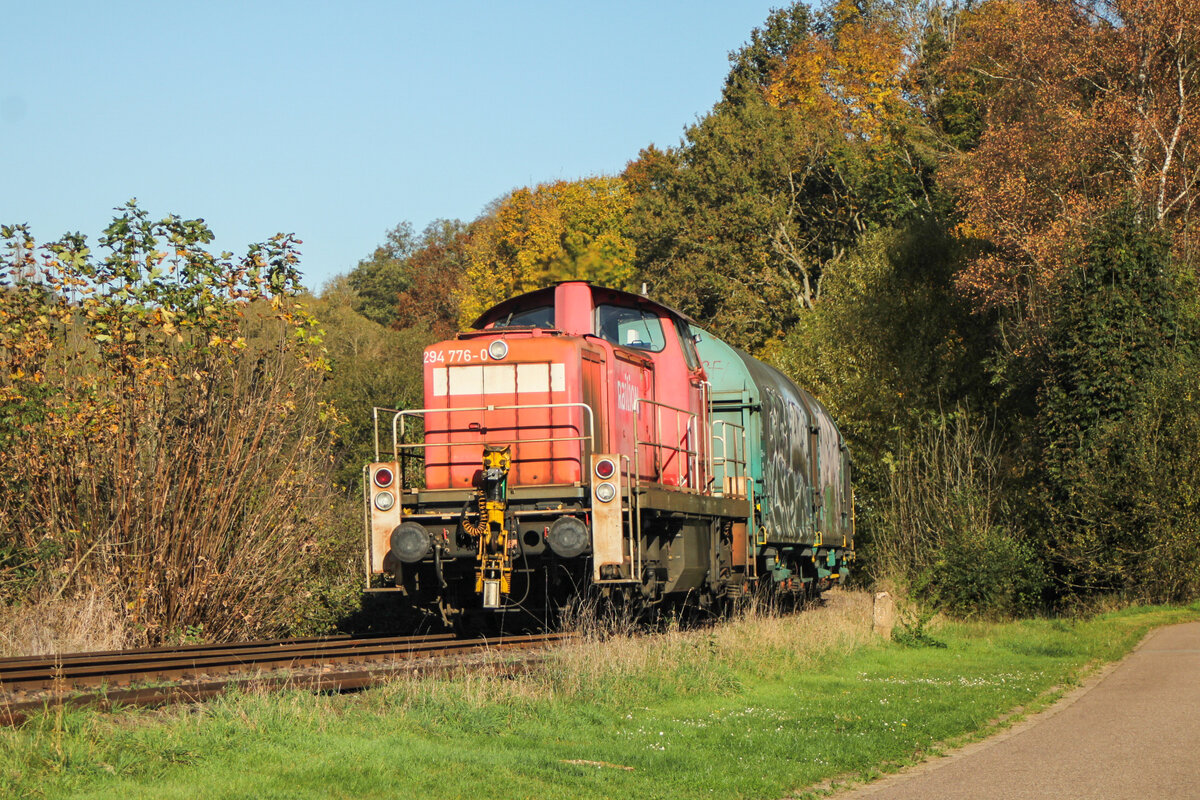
[374,467,394,488]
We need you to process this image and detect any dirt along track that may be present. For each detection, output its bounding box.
[0,630,572,726]
[830,621,1200,800]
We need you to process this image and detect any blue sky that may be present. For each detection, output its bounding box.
[2,1,784,292]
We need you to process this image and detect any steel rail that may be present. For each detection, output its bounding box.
[0,631,451,667]
[0,635,567,728]
[1,632,570,693]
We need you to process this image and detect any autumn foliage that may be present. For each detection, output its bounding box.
[947,0,1200,323]
[623,0,1200,609]
[0,203,350,645]
[339,0,1200,613]
[766,0,913,145]
[458,177,635,325]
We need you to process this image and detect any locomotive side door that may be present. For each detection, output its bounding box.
[611,352,655,481]
[595,302,660,482]
[581,351,607,461]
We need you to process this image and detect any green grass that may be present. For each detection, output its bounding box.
[4,596,1197,800]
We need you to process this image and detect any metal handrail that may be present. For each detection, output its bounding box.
[711,418,759,581]
[372,406,404,461]
[374,403,595,460]
[373,403,596,492]
[711,419,749,498]
[361,464,373,588]
[633,398,701,491]
[621,453,641,583]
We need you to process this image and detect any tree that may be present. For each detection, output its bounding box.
[345,219,471,334]
[628,0,948,353]
[627,99,844,351]
[946,0,1200,324]
[777,222,987,467]
[395,219,470,338]
[347,222,417,325]
[722,2,814,102]
[1037,203,1198,600]
[458,177,635,326]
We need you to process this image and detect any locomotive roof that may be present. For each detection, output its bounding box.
[469,281,696,329]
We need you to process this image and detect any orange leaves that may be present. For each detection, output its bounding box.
[946,0,1200,316]
[766,0,912,145]
[766,39,831,117]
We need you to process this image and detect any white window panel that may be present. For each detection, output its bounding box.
[439,363,566,396]
[484,364,517,393]
[448,365,484,395]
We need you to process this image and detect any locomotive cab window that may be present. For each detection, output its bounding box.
[595,304,665,352]
[673,318,701,370]
[491,305,555,329]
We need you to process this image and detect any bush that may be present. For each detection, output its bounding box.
[916,525,1046,617]
[873,407,1047,617]
[1045,356,1200,603]
[0,203,357,646]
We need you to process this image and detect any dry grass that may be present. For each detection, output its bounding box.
[373,590,877,712]
[561,590,875,682]
[0,587,127,657]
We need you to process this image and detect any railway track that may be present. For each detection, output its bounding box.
[0,630,572,726]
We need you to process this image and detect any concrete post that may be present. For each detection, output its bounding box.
[873,591,895,639]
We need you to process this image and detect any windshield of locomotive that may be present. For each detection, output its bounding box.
[491,305,555,329]
[595,304,665,352]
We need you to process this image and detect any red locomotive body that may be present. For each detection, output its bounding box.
[421,282,708,489]
[365,282,851,627]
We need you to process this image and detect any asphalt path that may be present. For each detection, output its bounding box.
[830,621,1200,800]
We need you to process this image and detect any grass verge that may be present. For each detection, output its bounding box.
[3,593,1197,800]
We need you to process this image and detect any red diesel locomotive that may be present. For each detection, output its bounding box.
[365,282,853,627]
